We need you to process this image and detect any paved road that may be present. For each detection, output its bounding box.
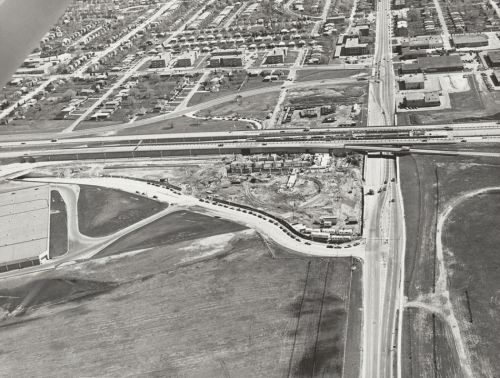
[368,0,395,127]
[0,176,365,281]
[0,77,361,141]
[362,0,406,375]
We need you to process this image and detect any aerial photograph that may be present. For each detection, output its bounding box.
[0,0,499,376]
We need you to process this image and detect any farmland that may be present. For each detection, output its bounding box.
[49,189,68,258]
[0,220,361,377]
[77,184,168,237]
[399,154,500,377]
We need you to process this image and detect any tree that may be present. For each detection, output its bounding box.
[62,89,77,101]
[149,73,161,85]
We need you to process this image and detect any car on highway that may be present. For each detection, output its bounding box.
[326,245,333,248]
[305,242,311,245]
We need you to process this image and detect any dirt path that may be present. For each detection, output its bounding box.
[405,186,500,378]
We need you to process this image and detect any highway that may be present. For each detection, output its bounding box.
[362,0,404,375]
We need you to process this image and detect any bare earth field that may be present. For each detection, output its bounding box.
[49,189,68,258]
[0,214,361,378]
[399,154,500,377]
[77,184,168,237]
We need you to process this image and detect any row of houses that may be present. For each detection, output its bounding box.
[208,6,235,29]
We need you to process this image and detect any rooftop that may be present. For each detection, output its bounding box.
[452,34,488,44]
[0,184,50,265]
[417,55,463,69]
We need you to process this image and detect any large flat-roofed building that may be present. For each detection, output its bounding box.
[404,75,425,89]
[176,51,198,67]
[344,37,368,56]
[417,55,463,72]
[452,34,488,48]
[210,55,245,67]
[211,49,244,57]
[486,50,500,67]
[264,48,287,64]
[0,184,51,272]
[400,35,443,50]
[149,52,172,69]
[404,91,440,107]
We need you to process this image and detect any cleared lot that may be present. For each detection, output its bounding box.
[0,222,361,378]
[399,154,500,377]
[77,184,168,237]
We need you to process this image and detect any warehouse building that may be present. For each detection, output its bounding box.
[0,184,51,273]
[418,55,463,72]
[452,34,488,48]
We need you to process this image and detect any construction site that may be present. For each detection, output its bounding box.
[22,152,364,245]
[279,84,369,128]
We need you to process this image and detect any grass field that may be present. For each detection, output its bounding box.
[0,219,361,377]
[399,154,500,377]
[187,80,283,108]
[442,192,500,376]
[294,69,368,82]
[116,116,252,136]
[49,190,68,258]
[93,210,248,259]
[197,91,280,120]
[77,184,168,237]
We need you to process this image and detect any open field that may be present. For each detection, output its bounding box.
[0,223,360,377]
[399,154,500,377]
[116,116,253,136]
[93,210,248,259]
[399,155,456,377]
[187,80,283,108]
[442,192,500,376]
[295,69,368,82]
[49,189,68,258]
[77,184,168,237]
[197,91,280,120]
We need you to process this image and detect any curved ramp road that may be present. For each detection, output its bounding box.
[0,175,365,282]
